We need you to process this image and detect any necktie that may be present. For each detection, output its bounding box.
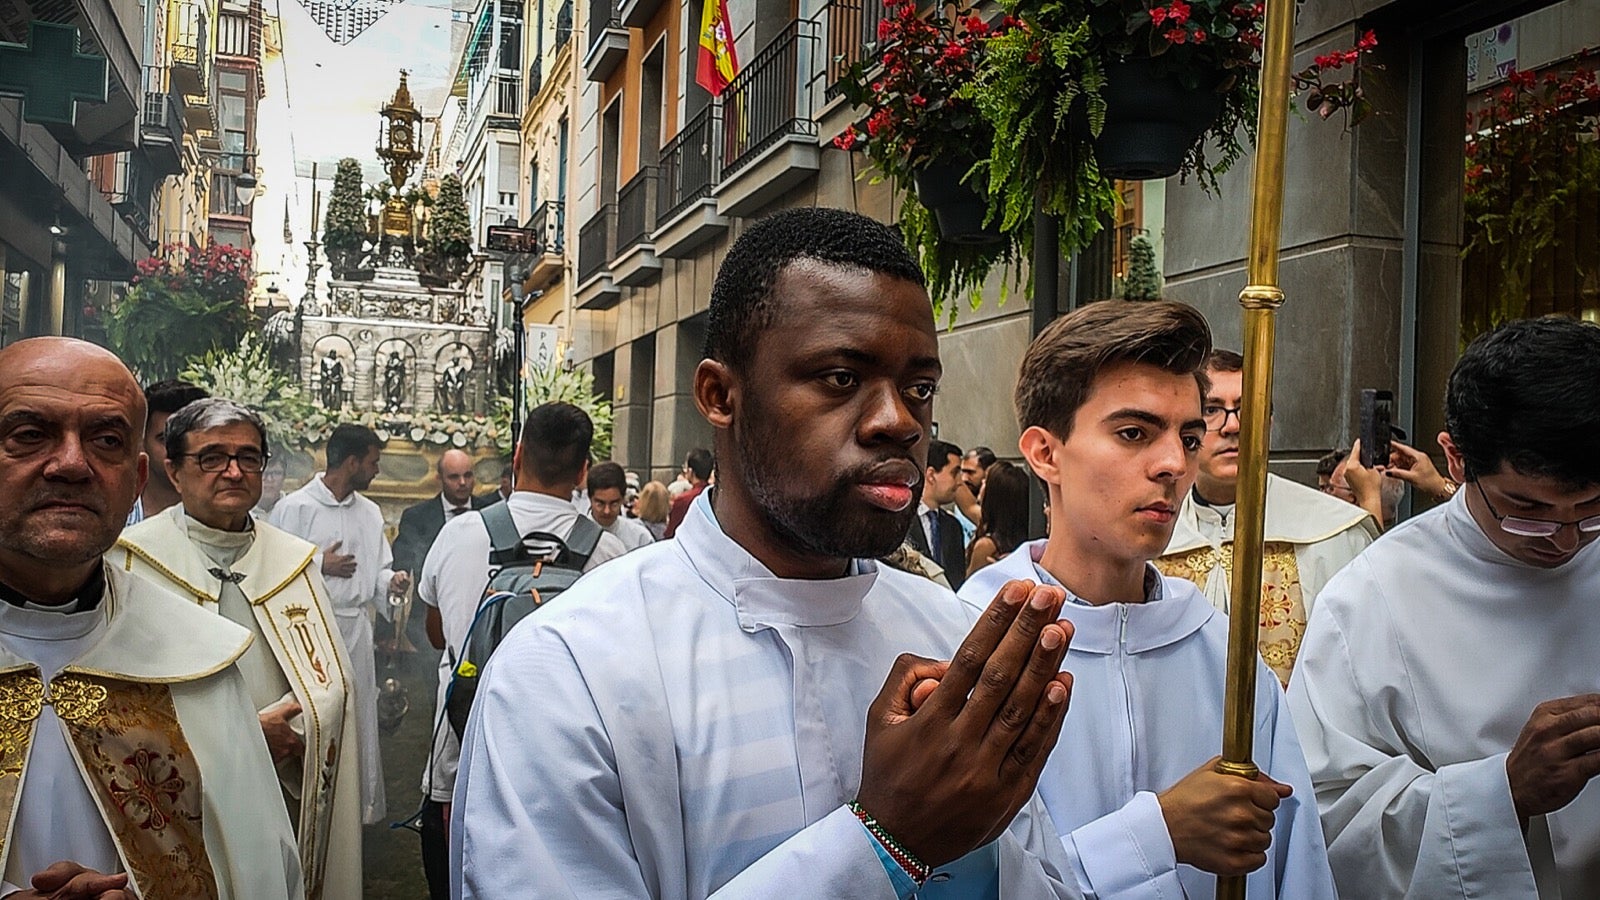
[450,506,468,517]
[926,510,941,555]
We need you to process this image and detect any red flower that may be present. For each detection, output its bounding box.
[877,19,893,40]
[1168,0,1190,25]
[910,93,928,107]
[1149,6,1167,25]
[1356,29,1378,51]
[1165,27,1187,44]
[942,42,968,61]
[1192,28,1206,43]
[1314,53,1342,71]
[964,14,987,35]
[866,108,894,137]
[832,128,860,151]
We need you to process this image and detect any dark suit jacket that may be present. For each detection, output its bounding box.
[905,507,967,590]
[392,491,496,575]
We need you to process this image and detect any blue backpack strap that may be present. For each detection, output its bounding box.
[564,515,603,569]
[480,501,525,564]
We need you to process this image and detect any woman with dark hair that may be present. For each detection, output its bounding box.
[966,460,1031,578]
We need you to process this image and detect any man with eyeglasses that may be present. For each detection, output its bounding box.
[1154,349,1376,685]
[117,398,363,900]
[1288,316,1600,898]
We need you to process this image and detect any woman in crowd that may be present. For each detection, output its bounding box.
[635,480,671,541]
[966,460,1030,579]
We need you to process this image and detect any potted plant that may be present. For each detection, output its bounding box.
[418,173,474,286]
[833,0,1020,307]
[109,243,256,381]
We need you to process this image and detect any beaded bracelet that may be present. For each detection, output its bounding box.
[848,800,932,886]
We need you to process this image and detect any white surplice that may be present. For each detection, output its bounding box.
[451,491,1085,899]
[0,565,302,898]
[1287,490,1600,899]
[270,474,391,823]
[959,541,1336,900]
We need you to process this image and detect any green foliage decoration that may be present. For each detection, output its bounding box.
[323,158,368,257]
[426,174,474,262]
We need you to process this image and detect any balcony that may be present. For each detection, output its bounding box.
[104,153,157,244]
[554,0,573,51]
[140,89,186,177]
[169,0,210,97]
[576,203,622,309]
[522,200,566,291]
[489,72,521,122]
[653,105,727,258]
[715,21,820,218]
[527,62,543,101]
[619,0,662,30]
[183,81,217,133]
[582,0,627,82]
[611,167,661,286]
[822,0,885,101]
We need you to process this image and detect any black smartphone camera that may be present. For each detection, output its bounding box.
[1359,389,1394,469]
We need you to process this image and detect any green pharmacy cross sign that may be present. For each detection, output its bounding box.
[0,21,109,125]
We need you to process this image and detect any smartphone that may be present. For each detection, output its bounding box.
[1359,389,1394,468]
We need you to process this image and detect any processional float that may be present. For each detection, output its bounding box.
[1213,0,1296,897]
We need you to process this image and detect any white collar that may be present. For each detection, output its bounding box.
[675,490,879,630]
[308,474,355,508]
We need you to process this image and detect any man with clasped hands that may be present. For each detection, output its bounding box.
[451,207,1084,897]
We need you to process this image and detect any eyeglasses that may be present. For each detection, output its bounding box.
[1202,405,1243,432]
[180,450,270,474]
[1473,480,1600,538]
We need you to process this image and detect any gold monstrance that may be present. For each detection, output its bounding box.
[376,71,424,238]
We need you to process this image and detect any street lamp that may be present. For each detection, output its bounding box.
[233,169,258,206]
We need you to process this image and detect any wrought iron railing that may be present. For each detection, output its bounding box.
[615,167,658,254]
[106,153,155,242]
[170,1,208,74]
[141,90,185,148]
[657,105,719,223]
[577,204,614,283]
[555,0,573,49]
[822,0,884,100]
[527,199,565,254]
[587,0,618,52]
[492,72,522,118]
[721,21,818,180]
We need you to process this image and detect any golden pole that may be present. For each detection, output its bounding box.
[1215,0,1296,897]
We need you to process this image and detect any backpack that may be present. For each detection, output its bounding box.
[445,502,603,739]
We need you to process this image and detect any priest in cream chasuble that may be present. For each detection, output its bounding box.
[116,399,361,900]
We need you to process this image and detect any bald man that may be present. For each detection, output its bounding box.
[0,338,300,898]
[392,448,494,581]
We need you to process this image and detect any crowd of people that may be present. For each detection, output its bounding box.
[0,205,1595,899]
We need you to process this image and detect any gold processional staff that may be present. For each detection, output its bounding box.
[1215,0,1296,897]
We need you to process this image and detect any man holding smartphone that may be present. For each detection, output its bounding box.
[1153,349,1377,685]
[1289,316,1600,898]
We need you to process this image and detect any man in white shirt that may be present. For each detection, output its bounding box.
[124,379,207,527]
[414,405,625,900]
[1288,316,1600,898]
[271,423,409,824]
[0,338,300,899]
[1155,349,1375,685]
[959,301,1336,899]
[586,460,655,552]
[452,207,1083,898]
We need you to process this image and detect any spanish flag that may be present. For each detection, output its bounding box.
[696,0,738,95]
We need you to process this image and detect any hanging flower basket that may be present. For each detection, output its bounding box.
[912,153,1006,246]
[1094,57,1224,180]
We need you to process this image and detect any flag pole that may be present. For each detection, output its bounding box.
[1215,0,1296,896]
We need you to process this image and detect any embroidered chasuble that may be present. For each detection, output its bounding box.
[0,565,301,899]
[118,507,361,900]
[1154,474,1375,684]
